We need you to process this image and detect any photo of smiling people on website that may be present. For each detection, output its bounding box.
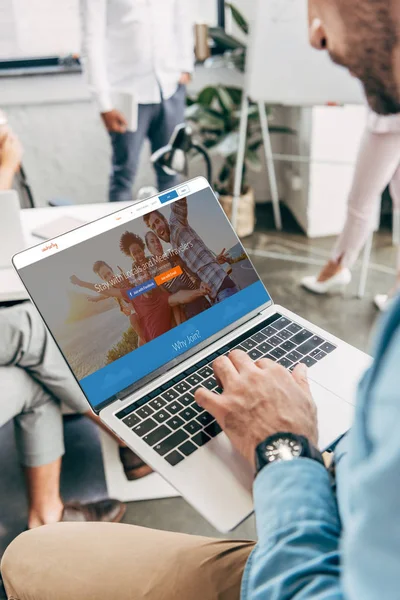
[19,188,260,387]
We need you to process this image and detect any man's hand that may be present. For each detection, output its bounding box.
[101,109,128,134]
[179,72,191,85]
[195,350,318,468]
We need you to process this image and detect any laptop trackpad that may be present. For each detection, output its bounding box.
[309,380,355,451]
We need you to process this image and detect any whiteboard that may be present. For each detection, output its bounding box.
[246,0,365,106]
[0,0,80,60]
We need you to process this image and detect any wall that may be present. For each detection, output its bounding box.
[1,0,279,209]
[6,97,111,206]
[5,93,167,207]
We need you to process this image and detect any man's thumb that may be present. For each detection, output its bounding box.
[292,363,311,394]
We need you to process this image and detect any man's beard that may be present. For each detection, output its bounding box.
[329,48,400,115]
[334,55,400,115]
[329,2,400,115]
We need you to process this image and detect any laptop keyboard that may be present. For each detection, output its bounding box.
[115,314,336,467]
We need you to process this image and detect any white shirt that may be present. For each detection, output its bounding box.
[80,0,195,112]
[367,110,400,133]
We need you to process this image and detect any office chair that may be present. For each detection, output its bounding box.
[151,123,213,183]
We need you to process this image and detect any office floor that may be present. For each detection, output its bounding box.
[0,204,397,578]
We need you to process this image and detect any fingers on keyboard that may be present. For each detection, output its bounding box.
[118,315,335,466]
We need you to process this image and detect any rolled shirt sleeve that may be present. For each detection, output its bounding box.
[242,459,343,600]
[242,303,400,600]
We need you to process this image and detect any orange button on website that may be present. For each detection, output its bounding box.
[154,265,183,286]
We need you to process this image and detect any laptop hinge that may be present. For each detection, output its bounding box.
[114,303,276,404]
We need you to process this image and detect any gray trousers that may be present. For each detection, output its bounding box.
[0,303,88,467]
[109,84,186,202]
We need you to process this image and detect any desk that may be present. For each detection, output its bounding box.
[0,202,132,303]
[1,202,178,501]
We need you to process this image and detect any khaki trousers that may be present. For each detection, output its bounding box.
[1,522,255,600]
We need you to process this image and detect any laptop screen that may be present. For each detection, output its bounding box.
[17,180,271,410]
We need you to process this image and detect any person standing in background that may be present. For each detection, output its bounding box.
[301,112,400,311]
[80,0,194,202]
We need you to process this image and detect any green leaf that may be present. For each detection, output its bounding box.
[245,149,263,172]
[185,95,197,107]
[232,104,259,119]
[219,162,233,183]
[211,132,240,157]
[230,48,247,73]
[248,140,263,153]
[186,104,226,127]
[197,86,218,107]
[197,112,225,131]
[224,86,243,106]
[203,138,219,148]
[202,106,226,119]
[226,3,249,35]
[185,103,202,119]
[216,86,235,114]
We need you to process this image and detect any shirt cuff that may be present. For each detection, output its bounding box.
[253,458,340,546]
[179,54,195,74]
[94,90,113,114]
[180,66,194,74]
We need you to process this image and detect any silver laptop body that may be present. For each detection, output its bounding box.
[13,177,371,532]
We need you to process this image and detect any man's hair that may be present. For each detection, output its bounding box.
[119,231,145,256]
[93,260,113,275]
[143,210,166,227]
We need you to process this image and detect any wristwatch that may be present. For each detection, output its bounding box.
[255,432,325,475]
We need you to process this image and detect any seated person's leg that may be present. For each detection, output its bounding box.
[0,303,88,410]
[1,522,255,600]
[0,303,152,480]
[1,365,65,529]
[0,365,124,528]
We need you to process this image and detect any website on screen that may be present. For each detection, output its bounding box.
[19,187,270,408]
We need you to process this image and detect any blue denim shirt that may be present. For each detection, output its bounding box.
[242,295,400,599]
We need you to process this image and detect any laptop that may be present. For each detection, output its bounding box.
[12,177,371,532]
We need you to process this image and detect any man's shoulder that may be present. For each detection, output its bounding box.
[359,300,400,449]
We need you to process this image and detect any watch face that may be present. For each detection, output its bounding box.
[265,436,302,462]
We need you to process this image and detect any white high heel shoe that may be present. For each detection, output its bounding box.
[374,294,391,312]
[301,268,352,295]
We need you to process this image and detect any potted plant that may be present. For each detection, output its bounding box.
[186,3,293,237]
